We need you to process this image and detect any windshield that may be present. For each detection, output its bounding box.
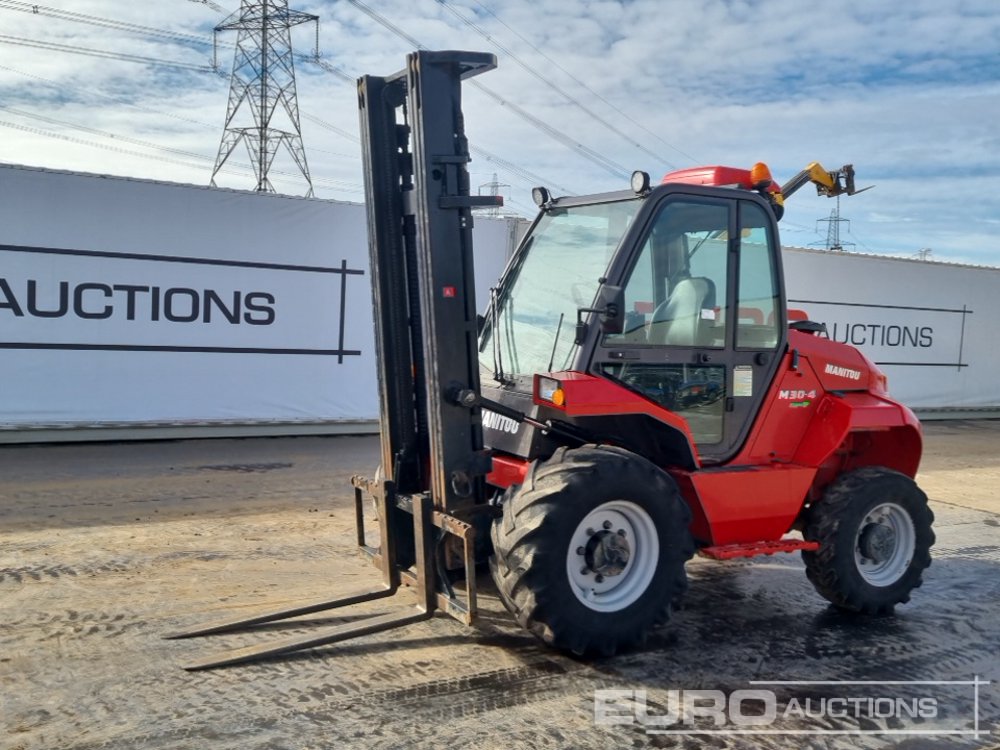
[480,199,638,380]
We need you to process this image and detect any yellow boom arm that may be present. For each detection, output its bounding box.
[781,162,871,200]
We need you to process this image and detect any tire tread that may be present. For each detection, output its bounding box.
[491,444,694,655]
[803,466,934,614]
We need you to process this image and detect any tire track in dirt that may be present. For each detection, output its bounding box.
[0,544,336,585]
[0,608,147,641]
[0,560,130,584]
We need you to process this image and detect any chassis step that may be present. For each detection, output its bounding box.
[699,538,820,560]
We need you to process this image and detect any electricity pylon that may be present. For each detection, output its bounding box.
[813,195,855,252]
[477,173,510,217]
[210,0,318,197]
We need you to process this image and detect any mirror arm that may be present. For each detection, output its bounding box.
[575,306,603,345]
[574,285,624,345]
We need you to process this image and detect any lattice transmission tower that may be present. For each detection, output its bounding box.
[812,195,855,252]
[477,173,510,217]
[210,0,318,197]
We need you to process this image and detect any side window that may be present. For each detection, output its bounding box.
[606,200,730,347]
[737,203,781,349]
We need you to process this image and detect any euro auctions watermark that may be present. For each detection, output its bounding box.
[595,677,993,737]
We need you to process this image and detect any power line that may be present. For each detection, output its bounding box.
[0,0,216,47]
[301,112,359,143]
[437,0,682,170]
[0,4,567,204]
[467,80,629,179]
[0,62,353,161]
[344,0,630,179]
[0,33,215,72]
[0,62,216,129]
[470,145,574,196]
[0,118,264,181]
[0,6,511,183]
[470,0,698,165]
[188,0,230,14]
[0,0,366,143]
[0,33,357,165]
[306,54,355,83]
[0,105,361,190]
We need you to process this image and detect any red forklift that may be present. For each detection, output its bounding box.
[172,51,933,669]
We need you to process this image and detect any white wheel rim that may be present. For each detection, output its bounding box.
[854,502,916,587]
[566,500,659,612]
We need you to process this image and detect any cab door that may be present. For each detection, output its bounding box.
[594,194,786,463]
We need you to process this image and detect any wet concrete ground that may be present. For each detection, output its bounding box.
[1,424,998,749]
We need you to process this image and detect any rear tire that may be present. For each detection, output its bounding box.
[803,466,934,614]
[490,445,693,656]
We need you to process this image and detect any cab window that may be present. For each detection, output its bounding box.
[736,202,781,349]
[606,200,729,348]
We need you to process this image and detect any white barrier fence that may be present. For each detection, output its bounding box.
[1,164,996,441]
[783,247,994,411]
[0,164,519,438]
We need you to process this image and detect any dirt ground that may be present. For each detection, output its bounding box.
[1,422,998,750]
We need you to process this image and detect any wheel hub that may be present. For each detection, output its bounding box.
[859,522,895,563]
[584,530,631,577]
[853,501,917,587]
[566,500,660,612]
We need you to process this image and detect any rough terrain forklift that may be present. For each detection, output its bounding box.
[172,50,934,670]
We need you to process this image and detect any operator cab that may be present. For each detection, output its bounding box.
[479,165,789,468]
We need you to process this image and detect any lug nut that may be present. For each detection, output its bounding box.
[617,529,627,537]
[595,574,605,583]
[580,567,590,575]
[586,528,595,536]
[603,520,613,530]
[576,546,585,555]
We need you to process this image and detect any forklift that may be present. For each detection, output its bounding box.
[171,50,933,669]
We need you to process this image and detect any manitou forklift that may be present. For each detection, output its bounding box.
[172,51,933,669]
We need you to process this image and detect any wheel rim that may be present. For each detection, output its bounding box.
[566,500,659,612]
[853,502,916,587]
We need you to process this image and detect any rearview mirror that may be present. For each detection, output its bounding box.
[597,284,625,334]
[575,284,624,344]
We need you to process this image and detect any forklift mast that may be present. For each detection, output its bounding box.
[169,51,502,670]
[359,50,500,511]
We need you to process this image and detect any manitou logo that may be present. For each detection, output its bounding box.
[481,409,520,435]
[824,363,863,381]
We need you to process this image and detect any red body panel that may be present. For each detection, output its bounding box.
[490,330,922,547]
[662,166,756,189]
[699,538,819,560]
[662,165,781,196]
[487,453,530,489]
[674,464,817,545]
[536,371,699,447]
[733,330,922,479]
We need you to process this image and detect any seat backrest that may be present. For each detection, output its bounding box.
[647,277,716,346]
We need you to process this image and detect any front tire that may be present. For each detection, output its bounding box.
[490,445,693,656]
[803,466,934,614]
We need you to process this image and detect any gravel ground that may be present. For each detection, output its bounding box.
[1,422,998,750]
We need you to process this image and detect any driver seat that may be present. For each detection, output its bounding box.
[647,277,716,346]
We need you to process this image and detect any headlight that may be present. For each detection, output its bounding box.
[537,376,566,407]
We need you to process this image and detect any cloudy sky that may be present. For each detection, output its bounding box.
[1,0,998,264]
